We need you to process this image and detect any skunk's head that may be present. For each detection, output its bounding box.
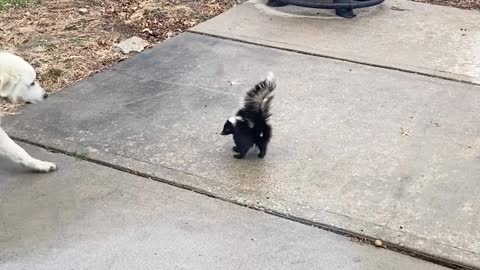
[220,117,236,135]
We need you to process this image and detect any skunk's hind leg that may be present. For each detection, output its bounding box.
[257,141,268,158]
[257,125,272,158]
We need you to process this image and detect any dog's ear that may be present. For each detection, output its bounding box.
[0,72,19,101]
[0,73,11,94]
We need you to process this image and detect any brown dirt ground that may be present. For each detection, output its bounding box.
[0,0,478,114]
[0,0,240,114]
[412,0,480,10]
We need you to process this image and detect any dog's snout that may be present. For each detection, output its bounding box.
[43,93,49,99]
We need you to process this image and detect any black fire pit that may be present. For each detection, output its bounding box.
[266,0,384,18]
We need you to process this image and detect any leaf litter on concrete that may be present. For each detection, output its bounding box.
[0,0,240,114]
[1,0,478,114]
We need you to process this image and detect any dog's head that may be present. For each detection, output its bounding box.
[220,117,237,135]
[0,52,48,104]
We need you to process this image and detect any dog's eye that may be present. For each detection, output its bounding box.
[30,81,35,86]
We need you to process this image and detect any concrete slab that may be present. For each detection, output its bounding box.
[0,144,450,270]
[191,0,480,84]
[2,33,480,267]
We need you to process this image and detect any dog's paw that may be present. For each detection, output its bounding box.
[232,146,240,153]
[258,153,266,158]
[32,161,58,173]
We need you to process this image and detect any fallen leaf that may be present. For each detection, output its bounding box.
[400,127,410,136]
[227,79,244,86]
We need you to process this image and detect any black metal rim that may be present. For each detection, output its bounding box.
[274,0,384,9]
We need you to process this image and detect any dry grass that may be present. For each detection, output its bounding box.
[1,0,477,115]
[0,0,239,114]
[0,0,37,9]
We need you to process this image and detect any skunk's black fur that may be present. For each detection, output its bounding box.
[220,73,276,159]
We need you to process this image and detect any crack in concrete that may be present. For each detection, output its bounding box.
[10,136,476,270]
[187,31,480,89]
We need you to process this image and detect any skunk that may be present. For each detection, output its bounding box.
[220,72,276,159]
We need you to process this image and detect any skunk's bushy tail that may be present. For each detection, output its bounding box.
[243,72,276,120]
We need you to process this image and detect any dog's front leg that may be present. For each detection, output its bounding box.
[0,128,57,172]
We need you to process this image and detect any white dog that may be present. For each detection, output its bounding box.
[0,52,57,172]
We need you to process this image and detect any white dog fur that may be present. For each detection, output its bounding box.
[0,52,57,172]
